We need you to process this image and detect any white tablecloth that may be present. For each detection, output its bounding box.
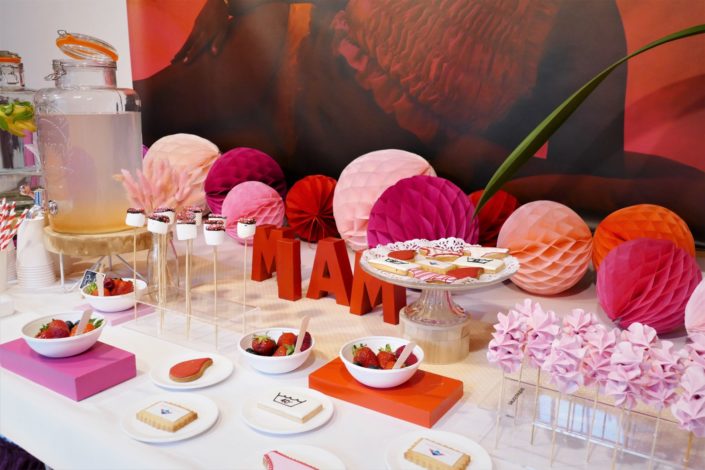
[1,239,702,470]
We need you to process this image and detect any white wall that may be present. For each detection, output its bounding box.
[1,0,133,90]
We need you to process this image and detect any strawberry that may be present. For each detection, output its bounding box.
[277,332,297,347]
[394,345,418,366]
[301,332,312,351]
[251,334,276,356]
[69,318,104,336]
[273,344,295,356]
[103,277,115,293]
[352,344,380,369]
[36,319,70,339]
[377,344,397,369]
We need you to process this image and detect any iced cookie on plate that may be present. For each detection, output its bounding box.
[368,257,419,275]
[263,450,318,470]
[404,437,471,470]
[169,357,213,383]
[257,389,323,423]
[452,256,505,274]
[136,401,198,432]
[463,245,509,259]
[388,249,417,261]
[415,258,454,274]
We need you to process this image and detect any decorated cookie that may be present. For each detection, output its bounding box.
[452,256,505,274]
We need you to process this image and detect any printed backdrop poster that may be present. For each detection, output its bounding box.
[126,0,705,242]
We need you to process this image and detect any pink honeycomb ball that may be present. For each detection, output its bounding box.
[222,181,285,244]
[497,200,592,295]
[333,149,435,251]
[597,238,701,334]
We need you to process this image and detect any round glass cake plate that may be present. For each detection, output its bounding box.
[360,238,519,364]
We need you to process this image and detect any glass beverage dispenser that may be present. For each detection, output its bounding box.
[34,32,142,234]
[0,51,40,195]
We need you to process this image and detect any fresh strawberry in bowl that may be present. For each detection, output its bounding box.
[340,336,424,388]
[238,327,315,374]
[21,312,106,358]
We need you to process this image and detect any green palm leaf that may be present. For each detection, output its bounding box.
[473,24,705,217]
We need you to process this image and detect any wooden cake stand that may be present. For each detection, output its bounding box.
[43,226,152,289]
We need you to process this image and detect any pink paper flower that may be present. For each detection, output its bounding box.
[582,325,618,388]
[542,335,586,394]
[525,307,561,368]
[671,365,705,437]
[563,308,598,338]
[605,341,646,409]
[487,310,527,374]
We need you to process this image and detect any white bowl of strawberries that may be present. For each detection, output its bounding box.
[238,327,314,374]
[81,277,147,313]
[21,312,106,358]
[339,336,423,389]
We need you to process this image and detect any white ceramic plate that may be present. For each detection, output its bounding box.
[260,445,346,470]
[241,386,334,435]
[149,353,234,390]
[120,393,219,444]
[385,430,493,470]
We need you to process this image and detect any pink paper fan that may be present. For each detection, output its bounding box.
[686,280,705,335]
[367,175,478,247]
[204,147,287,214]
[222,181,285,243]
[597,239,702,334]
[144,134,220,208]
[333,149,435,251]
[497,201,592,295]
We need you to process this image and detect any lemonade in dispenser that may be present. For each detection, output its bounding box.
[34,31,142,233]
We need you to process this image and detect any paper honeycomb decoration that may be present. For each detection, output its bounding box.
[285,175,339,242]
[144,133,220,208]
[468,189,519,246]
[593,204,695,271]
[597,238,702,334]
[333,149,435,251]
[685,279,705,336]
[497,201,592,295]
[367,175,478,247]
[222,181,285,243]
[204,147,287,215]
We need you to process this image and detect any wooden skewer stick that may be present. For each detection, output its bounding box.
[647,408,662,470]
[185,238,192,339]
[586,387,600,462]
[611,407,626,470]
[494,372,506,450]
[213,245,218,349]
[550,392,562,466]
[132,227,138,321]
[530,368,542,445]
[684,431,694,469]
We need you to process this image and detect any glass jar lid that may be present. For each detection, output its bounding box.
[0,51,21,64]
[55,30,119,62]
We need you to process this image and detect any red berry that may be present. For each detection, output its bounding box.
[377,351,396,369]
[394,345,418,366]
[273,344,295,356]
[301,332,312,351]
[251,335,277,356]
[352,344,380,369]
[277,332,297,347]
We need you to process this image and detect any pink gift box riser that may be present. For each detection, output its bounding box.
[0,339,136,401]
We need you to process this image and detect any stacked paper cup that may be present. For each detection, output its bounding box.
[16,217,55,288]
[6,243,16,282]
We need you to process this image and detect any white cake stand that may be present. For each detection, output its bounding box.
[360,239,519,364]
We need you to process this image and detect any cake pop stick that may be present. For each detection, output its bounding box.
[684,431,694,468]
[611,407,626,470]
[586,387,600,461]
[126,208,145,321]
[514,358,525,424]
[176,215,197,338]
[147,214,169,332]
[647,408,662,470]
[550,392,562,466]
[494,372,506,450]
[204,223,225,348]
[530,368,541,445]
[237,217,256,332]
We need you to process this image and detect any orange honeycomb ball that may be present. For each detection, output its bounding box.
[593,204,694,271]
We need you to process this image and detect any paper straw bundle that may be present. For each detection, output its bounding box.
[0,199,28,251]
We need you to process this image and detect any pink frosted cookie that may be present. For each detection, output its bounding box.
[408,267,456,284]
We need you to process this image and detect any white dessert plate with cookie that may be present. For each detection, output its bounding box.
[385,429,492,470]
[241,386,334,435]
[149,352,234,390]
[120,393,219,444]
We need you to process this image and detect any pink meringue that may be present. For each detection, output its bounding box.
[511,298,543,322]
[582,325,618,388]
[542,335,586,394]
[641,341,685,409]
[605,341,646,409]
[525,307,561,368]
[487,310,527,374]
[671,365,705,437]
[563,308,598,338]
[621,323,658,352]
[685,333,705,368]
